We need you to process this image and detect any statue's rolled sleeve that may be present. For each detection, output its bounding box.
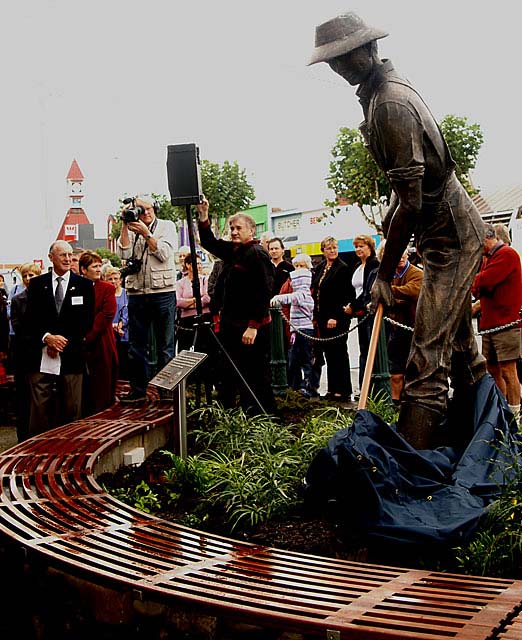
[374,101,426,185]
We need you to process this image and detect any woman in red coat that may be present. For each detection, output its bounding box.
[80,251,118,414]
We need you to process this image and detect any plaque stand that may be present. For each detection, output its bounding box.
[150,350,208,458]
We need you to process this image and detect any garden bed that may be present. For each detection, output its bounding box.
[99,391,522,579]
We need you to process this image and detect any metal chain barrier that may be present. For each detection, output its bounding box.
[476,318,522,335]
[384,315,522,336]
[274,307,369,343]
[384,316,414,333]
[191,309,522,342]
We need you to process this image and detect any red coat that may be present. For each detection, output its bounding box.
[472,243,522,330]
[85,279,118,413]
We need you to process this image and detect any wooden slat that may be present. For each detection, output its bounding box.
[1,396,522,639]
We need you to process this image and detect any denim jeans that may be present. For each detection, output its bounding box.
[288,329,314,391]
[128,292,176,395]
[309,340,324,393]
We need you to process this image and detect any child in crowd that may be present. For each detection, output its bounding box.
[271,254,315,397]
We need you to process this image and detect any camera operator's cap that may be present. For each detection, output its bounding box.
[308,12,388,65]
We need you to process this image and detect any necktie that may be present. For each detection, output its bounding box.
[55,276,64,313]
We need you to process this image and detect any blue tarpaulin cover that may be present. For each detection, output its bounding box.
[304,375,522,547]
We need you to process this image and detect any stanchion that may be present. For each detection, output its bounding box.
[370,312,391,402]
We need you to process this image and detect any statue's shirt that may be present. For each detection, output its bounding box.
[357,60,452,201]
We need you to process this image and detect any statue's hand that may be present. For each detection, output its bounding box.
[369,278,394,313]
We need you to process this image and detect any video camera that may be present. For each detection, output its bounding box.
[120,197,145,224]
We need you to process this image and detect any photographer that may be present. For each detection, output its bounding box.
[117,194,176,403]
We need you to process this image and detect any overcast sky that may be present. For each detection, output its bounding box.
[2,0,521,264]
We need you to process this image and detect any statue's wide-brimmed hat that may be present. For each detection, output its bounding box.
[308,12,388,66]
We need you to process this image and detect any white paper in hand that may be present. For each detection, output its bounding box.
[40,346,61,375]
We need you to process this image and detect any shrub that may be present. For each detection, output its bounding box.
[453,431,522,578]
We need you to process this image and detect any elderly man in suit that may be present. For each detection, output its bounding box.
[25,240,94,436]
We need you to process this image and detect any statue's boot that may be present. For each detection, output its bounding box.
[397,402,444,450]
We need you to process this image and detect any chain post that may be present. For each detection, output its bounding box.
[270,305,288,394]
[371,314,391,401]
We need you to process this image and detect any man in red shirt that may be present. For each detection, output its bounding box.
[472,224,522,415]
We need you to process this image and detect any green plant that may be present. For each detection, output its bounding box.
[296,407,349,460]
[453,432,522,578]
[109,480,160,514]
[106,394,406,535]
[367,390,399,425]
[185,403,346,531]
[160,451,211,494]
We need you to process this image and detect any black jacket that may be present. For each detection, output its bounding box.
[25,271,95,374]
[351,255,380,314]
[198,221,274,329]
[312,257,355,329]
[272,260,294,296]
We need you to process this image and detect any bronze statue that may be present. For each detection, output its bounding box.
[309,12,487,448]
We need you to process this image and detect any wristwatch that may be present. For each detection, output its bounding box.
[145,232,153,240]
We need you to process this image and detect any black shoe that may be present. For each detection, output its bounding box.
[119,391,147,404]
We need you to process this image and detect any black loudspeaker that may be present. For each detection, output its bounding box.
[166,143,204,206]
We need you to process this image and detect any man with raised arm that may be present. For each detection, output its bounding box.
[196,197,275,414]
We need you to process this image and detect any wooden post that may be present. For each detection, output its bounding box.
[358,304,386,410]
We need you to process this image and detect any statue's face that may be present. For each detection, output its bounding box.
[328,45,373,85]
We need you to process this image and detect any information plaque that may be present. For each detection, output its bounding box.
[150,350,208,390]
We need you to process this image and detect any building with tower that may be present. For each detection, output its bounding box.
[55,159,107,251]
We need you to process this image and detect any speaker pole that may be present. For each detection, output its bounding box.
[185,203,203,318]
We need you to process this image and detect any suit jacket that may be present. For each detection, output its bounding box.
[25,271,95,374]
[10,289,30,373]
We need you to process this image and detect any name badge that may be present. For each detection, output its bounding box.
[71,296,84,306]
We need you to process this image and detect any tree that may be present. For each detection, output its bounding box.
[95,247,121,267]
[326,115,484,232]
[198,159,255,235]
[325,127,391,233]
[439,114,484,196]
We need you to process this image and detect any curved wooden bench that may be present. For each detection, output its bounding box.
[1,398,522,639]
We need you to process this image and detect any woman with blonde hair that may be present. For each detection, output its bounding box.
[103,265,129,379]
[311,236,355,401]
[344,234,380,389]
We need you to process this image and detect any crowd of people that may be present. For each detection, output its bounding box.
[195,207,522,423]
[1,194,521,443]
